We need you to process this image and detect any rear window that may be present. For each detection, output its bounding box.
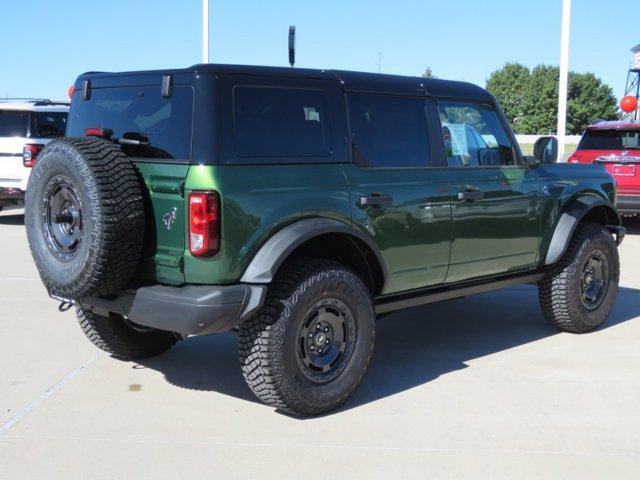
[233,86,331,158]
[68,85,193,160]
[30,112,67,138]
[0,110,29,137]
[578,130,640,150]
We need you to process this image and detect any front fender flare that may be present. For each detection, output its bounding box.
[240,218,387,287]
[544,195,621,265]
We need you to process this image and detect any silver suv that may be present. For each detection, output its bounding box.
[0,99,69,211]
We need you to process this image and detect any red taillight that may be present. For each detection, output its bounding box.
[567,154,579,163]
[84,127,113,138]
[188,192,220,256]
[67,85,75,99]
[23,144,44,168]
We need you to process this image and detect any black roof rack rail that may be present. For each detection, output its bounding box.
[0,98,69,106]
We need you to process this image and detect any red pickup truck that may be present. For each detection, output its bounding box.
[569,121,640,215]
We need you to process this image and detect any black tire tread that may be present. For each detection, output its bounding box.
[238,259,375,415]
[26,137,145,299]
[77,307,177,360]
[538,222,619,333]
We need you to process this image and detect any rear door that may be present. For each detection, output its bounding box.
[342,93,451,295]
[67,83,194,285]
[0,109,29,188]
[437,100,541,283]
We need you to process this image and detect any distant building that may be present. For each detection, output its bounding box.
[631,44,640,71]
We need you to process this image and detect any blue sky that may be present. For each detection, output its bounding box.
[1,0,637,101]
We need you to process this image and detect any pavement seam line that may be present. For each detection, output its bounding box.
[0,351,102,435]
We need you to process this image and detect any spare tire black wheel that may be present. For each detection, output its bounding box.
[25,137,145,300]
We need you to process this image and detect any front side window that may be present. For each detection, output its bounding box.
[0,110,29,137]
[578,130,640,150]
[233,86,331,157]
[438,101,516,167]
[68,85,193,160]
[348,94,429,168]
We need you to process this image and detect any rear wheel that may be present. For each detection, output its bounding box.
[539,222,619,333]
[239,259,375,416]
[77,308,177,360]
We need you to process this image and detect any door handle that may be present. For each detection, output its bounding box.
[457,186,484,201]
[360,194,393,207]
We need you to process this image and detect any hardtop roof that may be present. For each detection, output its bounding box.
[586,120,640,131]
[76,63,493,100]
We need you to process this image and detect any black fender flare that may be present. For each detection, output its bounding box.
[240,218,387,288]
[544,195,622,265]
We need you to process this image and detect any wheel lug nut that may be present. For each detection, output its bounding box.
[324,327,329,332]
[310,345,315,350]
[309,333,313,338]
[325,339,330,344]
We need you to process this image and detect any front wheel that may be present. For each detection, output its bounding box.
[538,222,619,333]
[239,259,375,416]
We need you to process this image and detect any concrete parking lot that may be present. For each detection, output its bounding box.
[1,207,639,479]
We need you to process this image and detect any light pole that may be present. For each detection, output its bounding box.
[202,0,210,63]
[556,0,571,161]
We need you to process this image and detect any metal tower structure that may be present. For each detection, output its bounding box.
[624,44,640,121]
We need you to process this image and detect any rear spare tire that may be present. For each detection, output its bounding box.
[25,137,145,300]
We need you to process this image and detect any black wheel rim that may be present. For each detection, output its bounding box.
[580,249,609,310]
[42,175,84,261]
[296,298,356,383]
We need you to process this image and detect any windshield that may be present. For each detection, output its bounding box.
[30,111,67,138]
[578,129,640,150]
[0,110,29,137]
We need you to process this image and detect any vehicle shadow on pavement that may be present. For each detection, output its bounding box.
[137,284,640,415]
[0,212,25,226]
[622,216,640,235]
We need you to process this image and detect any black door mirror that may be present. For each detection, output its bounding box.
[533,136,558,164]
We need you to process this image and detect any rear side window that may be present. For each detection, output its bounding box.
[30,112,67,138]
[578,130,640,150]
[233,86,331,157]
[347,94,429,168]
[68,85,193,160]
[0,110,29,137]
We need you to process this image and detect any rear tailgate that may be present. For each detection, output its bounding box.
[66,78,195,285]
[594,153,640,194]
[0,137,28,189]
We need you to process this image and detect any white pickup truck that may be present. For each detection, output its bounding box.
[0,100,69,211]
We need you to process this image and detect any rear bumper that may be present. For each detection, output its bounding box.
[81,283,267,337]
[0,187,24,207]
[616,194,640,214]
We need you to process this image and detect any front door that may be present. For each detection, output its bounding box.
[343,93,451,295]
[436,100,541,283]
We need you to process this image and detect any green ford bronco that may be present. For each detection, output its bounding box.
[25,64,625,416]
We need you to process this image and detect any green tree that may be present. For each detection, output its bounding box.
[421,67,437,79]
[486,62,530,132]
[567,72,618,134]
[520,64,559,134]
[485,64,619,134]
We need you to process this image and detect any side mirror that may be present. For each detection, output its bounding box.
[533,136,558,164]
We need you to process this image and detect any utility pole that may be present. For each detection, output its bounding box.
[202,0,210,63]
[377,52,381,73]
[556,0,571,161]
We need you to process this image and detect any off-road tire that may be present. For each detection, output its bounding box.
[539,222,619,333]
[77,308,177,360]
[239,259,375,416]
[25,137,145,299]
